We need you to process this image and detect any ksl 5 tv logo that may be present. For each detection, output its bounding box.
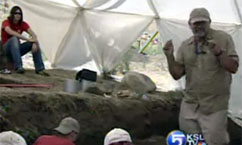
[166,130,206,145]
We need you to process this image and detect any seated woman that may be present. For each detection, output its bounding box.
[1,6,49,76]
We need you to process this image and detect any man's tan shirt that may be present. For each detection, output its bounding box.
[176,28,239,114]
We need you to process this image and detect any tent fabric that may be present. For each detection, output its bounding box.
[8,0,242,126]
[155,0,241,24]
[79,10,153,72]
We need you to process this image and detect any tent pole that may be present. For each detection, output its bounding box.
[147,0,159,19]
[103,0,127,10]
[234,0,242,25]
[72,0,82,7]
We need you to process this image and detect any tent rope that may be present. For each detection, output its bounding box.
[234,0,242,25]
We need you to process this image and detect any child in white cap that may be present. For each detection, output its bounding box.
[0,131,27,145]
[104,128,133,145]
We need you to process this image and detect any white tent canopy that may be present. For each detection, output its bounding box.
[9,0,242,126]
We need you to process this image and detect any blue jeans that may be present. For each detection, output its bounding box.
[4,36,45,71]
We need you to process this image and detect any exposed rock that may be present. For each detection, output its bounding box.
[121,71,156,94]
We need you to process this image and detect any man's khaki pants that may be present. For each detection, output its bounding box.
[179,100,229,145]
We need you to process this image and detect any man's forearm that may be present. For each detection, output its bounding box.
[218,53,239,73]
[166,55,185,80]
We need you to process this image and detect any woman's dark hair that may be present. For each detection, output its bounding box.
[8,6,23,25]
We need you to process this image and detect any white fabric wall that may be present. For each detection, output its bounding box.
[154,0,241,24]
[79,10,153,72]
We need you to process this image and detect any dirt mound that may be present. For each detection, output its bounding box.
[0,69,182,145]
[0,69,241,145]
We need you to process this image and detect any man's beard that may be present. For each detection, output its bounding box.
[194,30,206,38]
